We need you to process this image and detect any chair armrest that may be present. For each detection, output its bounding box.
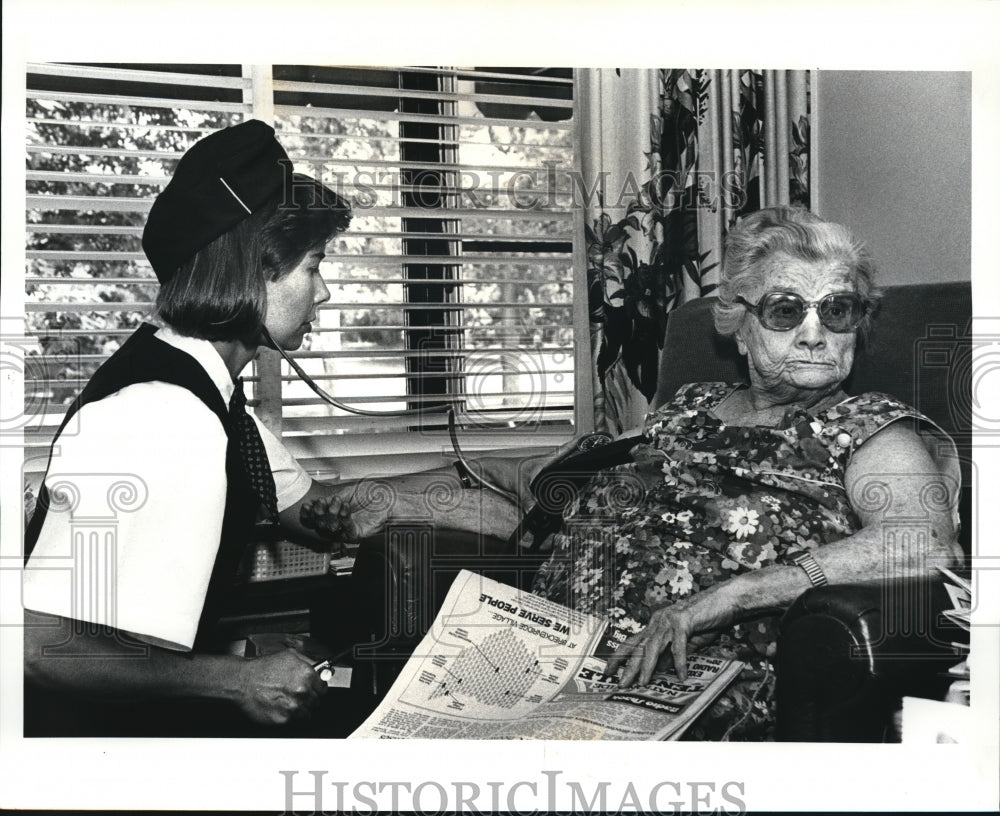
[775,580,965,741]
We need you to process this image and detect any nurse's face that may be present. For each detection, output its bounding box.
[263,248,331,350]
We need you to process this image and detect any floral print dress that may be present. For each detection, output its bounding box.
[531,382,949,740]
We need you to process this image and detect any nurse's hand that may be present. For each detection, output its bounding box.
[236,648,328,725]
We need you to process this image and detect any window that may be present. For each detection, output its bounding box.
[24,64,586,474]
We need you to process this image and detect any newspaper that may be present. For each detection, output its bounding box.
[934,565,971,707]
[349,570,743,740]
[936,565,972,632]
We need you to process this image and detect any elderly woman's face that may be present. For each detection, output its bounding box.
[736,254,857,396]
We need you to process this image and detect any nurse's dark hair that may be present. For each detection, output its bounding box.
[155,174,351,344]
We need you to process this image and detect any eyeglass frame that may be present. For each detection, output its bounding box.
[734,290,869,333]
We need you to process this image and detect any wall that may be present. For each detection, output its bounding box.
[814,71,971,284]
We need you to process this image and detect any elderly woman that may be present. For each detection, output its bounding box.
[298,205,963,740]
[520,205,962,739]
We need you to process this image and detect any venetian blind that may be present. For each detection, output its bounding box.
[271,66,581,445]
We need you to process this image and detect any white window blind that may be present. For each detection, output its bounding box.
[24,64,585,469]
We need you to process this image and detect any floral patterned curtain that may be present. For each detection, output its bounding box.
[581,69,811,435]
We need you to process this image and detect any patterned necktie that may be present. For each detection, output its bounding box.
[228,378,279,523]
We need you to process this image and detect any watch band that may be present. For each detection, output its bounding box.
[790,550,828,587]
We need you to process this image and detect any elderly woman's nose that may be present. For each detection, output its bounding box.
[795,308,827,346]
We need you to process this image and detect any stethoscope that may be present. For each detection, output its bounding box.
[261,326,518,502]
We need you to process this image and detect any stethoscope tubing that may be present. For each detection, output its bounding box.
[262,327,516,501]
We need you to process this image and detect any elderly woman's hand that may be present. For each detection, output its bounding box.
[299,493,351,539]
[606,587,734,686]
[608,604,697,686]
[299,487,386,541]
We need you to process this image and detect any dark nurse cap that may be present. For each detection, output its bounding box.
[142,119,291,283]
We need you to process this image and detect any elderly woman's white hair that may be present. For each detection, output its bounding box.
[713,205,880,343]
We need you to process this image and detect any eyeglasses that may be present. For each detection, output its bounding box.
[735,291,867,333]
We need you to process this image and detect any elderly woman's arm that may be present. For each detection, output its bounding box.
[295,471,524,542]
[609,421,962,686]
[295,436,592,542]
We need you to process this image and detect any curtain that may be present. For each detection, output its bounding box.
[581,68,811,435]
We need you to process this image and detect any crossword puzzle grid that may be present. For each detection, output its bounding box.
[428,627,543,709]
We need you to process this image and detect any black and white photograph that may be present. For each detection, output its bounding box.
[2,1,998,812]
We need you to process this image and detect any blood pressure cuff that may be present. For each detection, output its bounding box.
[513,434,643,551]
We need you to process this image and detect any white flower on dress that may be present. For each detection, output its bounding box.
[668,568,694,595]
[761,495,781,511]
[725,507,760,539]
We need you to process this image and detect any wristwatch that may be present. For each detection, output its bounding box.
[789,550,828,587]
